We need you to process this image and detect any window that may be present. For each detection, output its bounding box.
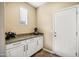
[20,7,28,25]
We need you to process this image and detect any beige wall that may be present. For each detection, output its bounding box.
[5,3,36,34]
[37,2,79,51]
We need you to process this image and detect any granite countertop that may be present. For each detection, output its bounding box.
[6,33,43,44]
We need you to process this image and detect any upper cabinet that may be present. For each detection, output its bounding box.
[20,7,28,25]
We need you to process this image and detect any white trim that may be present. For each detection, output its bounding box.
[53,5,79,13]
[43,48,53,54]
[43,48,61,56]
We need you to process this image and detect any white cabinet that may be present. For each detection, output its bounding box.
[37,37,43,50]
[26,38,37,57]
[36,37,43,52]
[26,37,43,57]
[6,36,43,57]
[6,41,26,57]
[6,45,25,57]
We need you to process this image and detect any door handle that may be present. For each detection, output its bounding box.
[54,35,56,37]
[54,32,56,34]
[54,32,56,37]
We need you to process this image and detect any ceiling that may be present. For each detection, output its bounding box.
[28,2,47,8]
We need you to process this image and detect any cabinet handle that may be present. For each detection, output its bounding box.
[26,45,28,50]
[37,40,38,45]
[24,45,25,51]
[27,45,28,50]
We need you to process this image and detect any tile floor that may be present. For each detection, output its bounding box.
[32,50,59,57]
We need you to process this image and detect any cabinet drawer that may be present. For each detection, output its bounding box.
[6,40,25,49]
[27,38,36,43]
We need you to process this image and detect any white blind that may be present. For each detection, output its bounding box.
[20,7,28,25]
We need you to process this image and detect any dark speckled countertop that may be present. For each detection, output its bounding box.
[6,33,43,44]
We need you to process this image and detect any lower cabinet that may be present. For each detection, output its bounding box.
[26,38,37,57]
[37,37,43,51]
[6,45,25,57]
[6,36,43,57]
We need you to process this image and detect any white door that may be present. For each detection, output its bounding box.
[6,45,25,57]
[53,8,77,57]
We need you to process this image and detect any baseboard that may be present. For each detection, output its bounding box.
[43,48,60,57]
[43,48,53,54]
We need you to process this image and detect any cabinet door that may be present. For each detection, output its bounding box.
[26,39,34,57]
[26,38,37,57]
[26,37,43,57]
[32,38,37,53]
[53,8,76,57]
[6,45,25,57]
[37,37,43,50]
[6,49,10,57]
